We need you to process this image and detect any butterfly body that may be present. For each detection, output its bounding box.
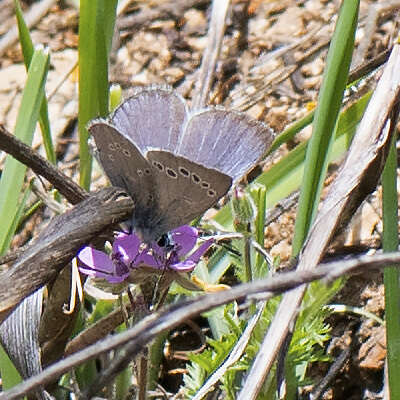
[89,85,273,242]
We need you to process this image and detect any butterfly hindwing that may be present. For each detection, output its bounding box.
[178,108,274,181]
[110,85,188,154]
[146,150,232,231]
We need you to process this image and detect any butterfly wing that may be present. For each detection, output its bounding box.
[177,109,274,181]
[110,85,188,154]
[89,121,158,226]
[146,150,232,233]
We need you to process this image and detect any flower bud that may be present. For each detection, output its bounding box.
[231,186,257,233]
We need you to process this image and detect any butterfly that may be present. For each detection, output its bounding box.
[89,85,274,242]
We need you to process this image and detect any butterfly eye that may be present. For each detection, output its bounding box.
[201,181,210,189]
[123,149,131,157]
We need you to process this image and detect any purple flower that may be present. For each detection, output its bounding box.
[76,225,213,284]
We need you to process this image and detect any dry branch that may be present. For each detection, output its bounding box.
[0,124,87,205]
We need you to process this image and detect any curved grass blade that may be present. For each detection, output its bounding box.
[14,0,55,164]
[0,184,32,258]
[0,47,49,255]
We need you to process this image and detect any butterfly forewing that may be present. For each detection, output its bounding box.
[179,109,274,181]
[111,86,188,154]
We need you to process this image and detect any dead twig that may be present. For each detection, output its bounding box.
[118,0,210,31]
[0,124,87,205]
[192,0,231,110]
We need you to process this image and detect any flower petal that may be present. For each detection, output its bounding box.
[113,233,141,261]
[78,267,128,284]
[169,239,213,272]
[185,239,213,264]
[170,225,198,256]
[134,250,160,268]
[77,247,113,273]
[169,259,196,272]
[77,246,130,283]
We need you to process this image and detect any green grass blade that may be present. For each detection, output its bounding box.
[250,184,267,275]
[382,135,400,397]
[251,184,267,247]
[0,345,23,393]
[102,1,118,56]
[269,111,314,154]
[0,47,49,255]
[109,84,122,112]
[78,0,118,190]
[0,185,32,256]
[292,0,360,255]
[14,0,56,164]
